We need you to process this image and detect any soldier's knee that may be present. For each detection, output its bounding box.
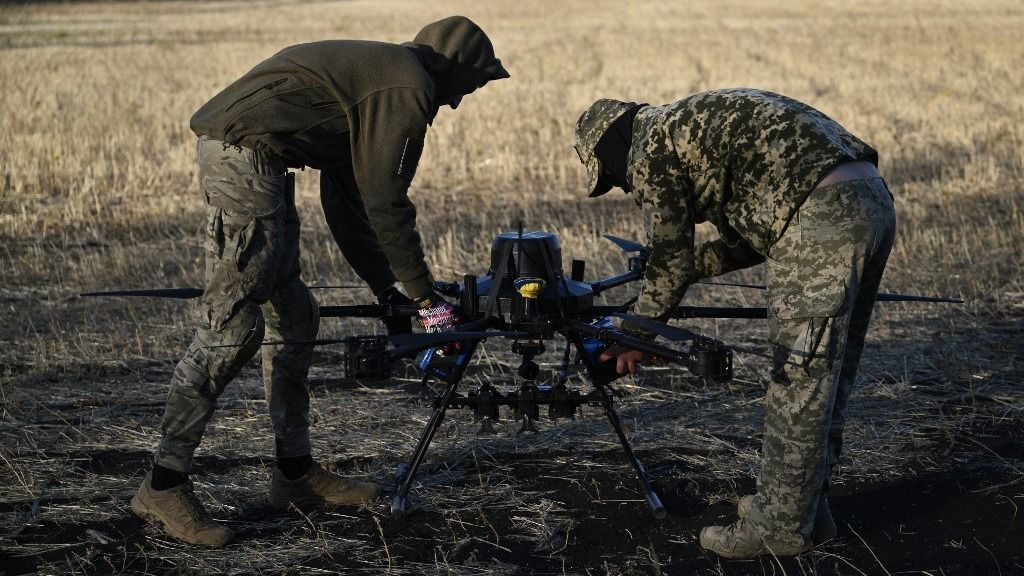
[194,303,266,396]
[267,279,320,339]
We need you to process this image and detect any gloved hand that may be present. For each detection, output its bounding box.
[415,293,459,333]
[377,286,413,336]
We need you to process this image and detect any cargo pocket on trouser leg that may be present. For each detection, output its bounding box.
[200,169,287,332]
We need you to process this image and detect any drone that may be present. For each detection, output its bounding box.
[83,228,962,520]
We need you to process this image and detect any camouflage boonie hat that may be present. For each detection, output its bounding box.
[574,99,633,197]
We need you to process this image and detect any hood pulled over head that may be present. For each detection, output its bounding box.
[406,16,509,111]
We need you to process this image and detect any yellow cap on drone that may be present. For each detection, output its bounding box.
[514,278,546,299]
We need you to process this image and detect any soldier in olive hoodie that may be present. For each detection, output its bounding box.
[130,16,508,547]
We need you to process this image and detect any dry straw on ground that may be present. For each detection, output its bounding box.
[1,1,1022,575]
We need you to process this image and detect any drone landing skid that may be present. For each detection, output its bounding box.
[389,335,666,521]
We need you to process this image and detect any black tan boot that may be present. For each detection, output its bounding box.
[268,462,380,509]
[130,471,234,547]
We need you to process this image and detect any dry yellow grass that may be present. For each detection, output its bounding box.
[1,2,1023,573]
[0,0,1020,374]
[2,2,1022,276]
[0,0,1020,382]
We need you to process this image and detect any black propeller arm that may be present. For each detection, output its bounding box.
[610,313,701,342]
[319,304,420,318]
[569,320,694,366]
[589,269,644,295]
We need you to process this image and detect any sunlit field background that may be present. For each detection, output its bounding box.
[1,1,1022,574]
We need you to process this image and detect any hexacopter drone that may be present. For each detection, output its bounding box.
[85,228,960,519]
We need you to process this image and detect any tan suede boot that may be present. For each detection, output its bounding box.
[699,517,810,559]
[130,471,234,547]
[268,462,380,509]
[737,494,838,542]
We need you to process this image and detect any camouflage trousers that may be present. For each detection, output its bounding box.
[747,177,896,545]
[155,137,320,473]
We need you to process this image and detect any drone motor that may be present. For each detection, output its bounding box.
[344,335,391,380]
[691,337,733,383]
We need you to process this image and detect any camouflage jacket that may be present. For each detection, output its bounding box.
[190,17,506,299]
[627,88,877,325]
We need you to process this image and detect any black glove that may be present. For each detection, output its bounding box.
[377,287,413,336]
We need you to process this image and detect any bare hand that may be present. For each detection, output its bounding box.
[600,347,647,375]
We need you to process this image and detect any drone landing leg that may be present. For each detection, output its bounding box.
[392,344,478,520]
[592,380,667,519]
[571,336,666,519]
[392,377,458,519]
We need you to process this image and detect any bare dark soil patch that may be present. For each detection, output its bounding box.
[2,305,1022,575]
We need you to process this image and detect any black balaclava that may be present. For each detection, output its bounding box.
[593,103,646,194]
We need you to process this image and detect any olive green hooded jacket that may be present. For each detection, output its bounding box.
[190,16,508,299]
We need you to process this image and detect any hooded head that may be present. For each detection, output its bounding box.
[574,99,644,197]
[406,16,510,112]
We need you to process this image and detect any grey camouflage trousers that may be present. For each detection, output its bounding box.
[747,177,895,545]
[155,137,319,473]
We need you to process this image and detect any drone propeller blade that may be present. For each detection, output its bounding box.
[80,288,204,299]
[610,313,701,342]
[603,235,647,253]
[696,280,767,290]
[81,285,367,300]
[692,281,963,304]
[204,338,352,349]
[318,304,422,318]
[875,293,964,303]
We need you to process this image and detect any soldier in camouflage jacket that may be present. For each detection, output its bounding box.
[574,89,896,558]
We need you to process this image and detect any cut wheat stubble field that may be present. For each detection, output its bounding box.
[1,0,1022,574]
